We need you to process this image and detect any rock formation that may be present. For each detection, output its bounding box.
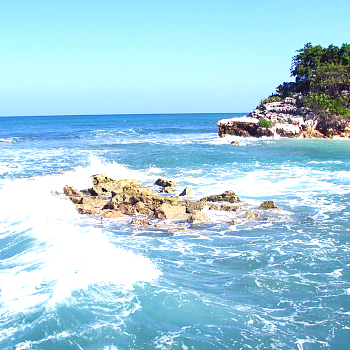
[218,95,350,138]
[60,174,282,229]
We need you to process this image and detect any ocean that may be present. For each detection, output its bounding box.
[0,113,349,349]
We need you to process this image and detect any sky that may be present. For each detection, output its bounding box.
[0,0,350,116]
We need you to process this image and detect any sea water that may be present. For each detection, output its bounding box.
[0,113,349,349]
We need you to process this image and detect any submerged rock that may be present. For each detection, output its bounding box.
[131,218,152,226]
[201,190,241,204]
[245,210,260,219]
[230,141,240,146]
[228,219,241,225]
[179,187,196,196]
[101,210,127,219]
[75,204,101,215]
[258,200,279,210]
[155,178,178,188]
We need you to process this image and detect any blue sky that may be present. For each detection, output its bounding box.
[1,0,349,116]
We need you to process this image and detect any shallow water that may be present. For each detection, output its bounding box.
[1,113,350,349]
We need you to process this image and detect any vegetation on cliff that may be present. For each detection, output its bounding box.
[266,43,350,118]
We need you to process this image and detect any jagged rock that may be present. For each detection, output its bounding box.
[63,185,84,198]
[155,178,178,188]
[103,185,179,214]
[179,187,196,196]
[114,203,134,214]
[101,210,127,219]
[159,186,176,193]
[201,190,241,204]
[206,202,242,211]
[258,200,279,210]
[131,218,152,226]
[132,201,155,216]
[80,196,108,208]
[231,141,240,146]
[263,217,279,221]
[207,203,222,211]
[316,116,350,138]
[155,203,187,220]
[245,210,260,219]
[69,196,83,204]
[219,204,242,212]
[217,116,260,137]
[187,210,211,224]
[91,174,114,186]
[185,200,205,213]
[89,179,141,197]
[75,204,101,215]
[65,174,285,228]
[272,124,302,137]
[228,219,241,225]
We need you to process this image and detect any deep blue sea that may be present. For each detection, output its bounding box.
[1,113,350,349]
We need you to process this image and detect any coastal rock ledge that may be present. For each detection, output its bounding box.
[218,96,350,138]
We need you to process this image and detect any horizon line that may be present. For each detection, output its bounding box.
[0,112,247,118]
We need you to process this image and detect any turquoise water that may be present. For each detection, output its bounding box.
[0,113,350,349]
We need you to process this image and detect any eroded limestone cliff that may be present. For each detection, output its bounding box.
[218,95,350,138]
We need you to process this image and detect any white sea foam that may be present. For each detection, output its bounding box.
[0,166,161,313]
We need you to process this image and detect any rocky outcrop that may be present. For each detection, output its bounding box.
[259,200,279,210]
[155,178,178,193]
[201,190,241,204]
[63,185,84,198]
[218,95,350,138]
[187,210,211,224]
[154,203,187,220]
[61,174,283,229]
[131,218,152,226]
[180,187,196,196]
[217,116,260,138]
[91,174,114,186]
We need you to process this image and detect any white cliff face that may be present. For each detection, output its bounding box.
[250,96,315,125]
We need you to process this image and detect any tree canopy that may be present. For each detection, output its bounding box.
[273,43,350,117]
[291,43,350,92]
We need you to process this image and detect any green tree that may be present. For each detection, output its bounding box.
[291,43,324,92]
[311,63,350,96]
[290,43,350,92]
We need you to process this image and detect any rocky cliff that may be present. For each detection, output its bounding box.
[218,95,350,138]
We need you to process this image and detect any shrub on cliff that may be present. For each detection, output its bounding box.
[259,94,284,108]
[259,118,275,128]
